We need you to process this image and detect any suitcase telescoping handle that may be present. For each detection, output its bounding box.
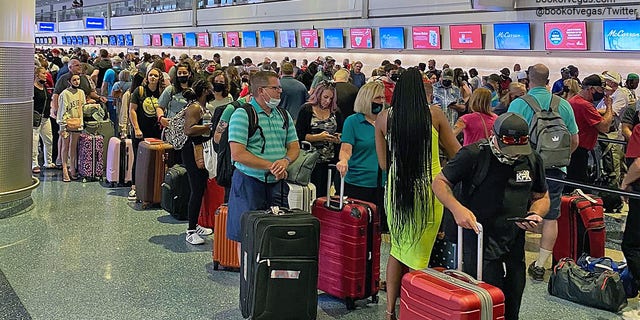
[326,164,346,210]
[452,223,484,281]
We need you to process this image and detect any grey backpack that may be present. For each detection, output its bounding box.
[520,94,571,169]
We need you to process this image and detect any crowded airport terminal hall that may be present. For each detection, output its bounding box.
[4,0,640,319]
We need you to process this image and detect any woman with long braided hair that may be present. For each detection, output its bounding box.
[375,68,460,320]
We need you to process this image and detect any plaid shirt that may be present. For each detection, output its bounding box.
[433,82,462,127]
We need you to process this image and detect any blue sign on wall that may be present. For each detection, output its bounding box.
[38,22,56,32]
[604,20,640,51]
[324,29,344,48]
[494,23,531,50]
[243,31,257,48]
[84,17,106,29]
[260,31,276,48]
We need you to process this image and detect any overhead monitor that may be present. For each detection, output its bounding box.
[162,33,172,47]
[226,32,240,47]
[242,31,257,48]
[101,35,109,45]
[211,32,224,47]
[197,32,210,47]
[185,32,197,47]
[350,28,372,49]
[95,36,102,46]
[603,20,640,51]
[260,30,276,48]
[173,33,184,47]
[89,35,95,46]
[152,34,162,46]
[379,27,405,49]
[117,34,125,46]
[300,29,318,48]
[412,26,440,49]
[125,34,133,46]
[51,37,57,45]
[324,28,344,48]
[544,21,587,50]
[83,36,89,45]
[449,24,483,49]
[493,23,531,50]
[109,35,117,46]
[279,30,296,48]
[143,34,152,47]
[61,36,67,45]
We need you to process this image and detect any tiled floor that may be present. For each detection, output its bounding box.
[0,170,630,319]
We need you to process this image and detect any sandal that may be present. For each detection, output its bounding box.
[385,310,397,320]
[32,167,41,174]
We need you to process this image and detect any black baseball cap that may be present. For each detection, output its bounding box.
[493,112,532,156]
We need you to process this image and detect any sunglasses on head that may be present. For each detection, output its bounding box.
[500,135,529,145]
[319,80,336,88]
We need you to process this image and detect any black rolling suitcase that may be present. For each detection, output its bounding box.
[161,164,190,220]
[240,207,320,320]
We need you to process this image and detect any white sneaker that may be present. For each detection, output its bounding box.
[623,309,640,320]
[127,189,136,201]
[186,231,205,245]
[196,225,213,236]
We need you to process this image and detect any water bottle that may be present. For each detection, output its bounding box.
[202,110,212,137]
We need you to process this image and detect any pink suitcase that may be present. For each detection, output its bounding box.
[78,133,104,182]
[400,224,505,320]
[106,137,134,187]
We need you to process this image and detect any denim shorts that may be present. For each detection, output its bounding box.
[226,170,289,242]
[544,169,566,220]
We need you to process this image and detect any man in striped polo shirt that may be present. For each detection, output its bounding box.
[226,71,300,256]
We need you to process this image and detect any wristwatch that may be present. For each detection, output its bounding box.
[283,156,292,164]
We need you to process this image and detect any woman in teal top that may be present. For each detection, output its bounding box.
[337,81,385,204]
[374,68,460,320]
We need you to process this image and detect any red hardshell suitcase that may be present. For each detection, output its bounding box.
[106,137,134,186]
[77,133,104,182]
[311,168,381,309]
[553,189,605,263]
[199,178,224,229]
[212,204,240,270]
[400,224,505,320]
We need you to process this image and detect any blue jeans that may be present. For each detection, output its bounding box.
[226,170,289,242]
[106,100,119,137]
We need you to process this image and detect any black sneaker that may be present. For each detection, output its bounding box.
[528,261,545,281]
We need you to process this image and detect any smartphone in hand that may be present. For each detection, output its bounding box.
[505,217,537,223]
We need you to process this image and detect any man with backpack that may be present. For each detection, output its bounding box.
[432,112,550,320]
[101,56,123,134]
[225,71,300,259]
[508,63,579,281]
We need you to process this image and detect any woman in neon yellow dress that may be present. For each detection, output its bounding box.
[375,68,461,320]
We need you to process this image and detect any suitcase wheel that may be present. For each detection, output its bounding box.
[141,202,151,209]
[213,261,219,270]
[345,298,356,310]
[371,295,379,304]
[82,178,88,183]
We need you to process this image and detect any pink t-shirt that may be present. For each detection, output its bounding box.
[459,112,498,146]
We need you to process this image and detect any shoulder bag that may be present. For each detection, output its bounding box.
[286,141,320,186]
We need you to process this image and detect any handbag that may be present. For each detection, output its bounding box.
[428,234,457,269]
[203,139,217,179]
[66,117,82,131]
[286,141,320,186]
[193,142,205,170]
[577,254,639,298]
[162,103,190,150]
[548,257,627,312]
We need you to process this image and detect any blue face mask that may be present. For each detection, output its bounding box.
[371,102,383,114]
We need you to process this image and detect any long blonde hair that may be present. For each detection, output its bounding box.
[468,88,492,115]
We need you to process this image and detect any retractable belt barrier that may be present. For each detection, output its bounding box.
[597,137,627,145]
[547,177,640,200]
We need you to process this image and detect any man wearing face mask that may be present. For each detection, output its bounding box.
[566,74,614,187]
[433,68,466,128]
[433,112,549,320]
[310,56,336,95]
[226,71,300,260]
[379,63,399,105]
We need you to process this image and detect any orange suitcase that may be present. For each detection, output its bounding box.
[199,178,224,229]
[212,204,240,270]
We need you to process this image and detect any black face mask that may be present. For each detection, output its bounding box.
[38,79,47,85]
[213,82,225,93]
[371,102,383,115]
[442,80,452,87]
[390,74,400,82]
[177,76,189,84]
[241,78,249,83]
[71,84,80,89]
[592,91,605,102]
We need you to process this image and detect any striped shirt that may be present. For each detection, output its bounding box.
[228,99,298,183]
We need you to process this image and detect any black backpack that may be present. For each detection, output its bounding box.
[213,101,290,187]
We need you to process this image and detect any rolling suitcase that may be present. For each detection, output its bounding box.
[161,164,190,220]
[553,189,605,263]
[199,178,224,229]
[287,182,316,213]
[400,224,506,320]
[77,133,104,182]
[84,119,115,167]
[311,168,380,309]
[240,207,320,320]
[135,140,174,208]
[106,137,133,187]
[212,204,240,270]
